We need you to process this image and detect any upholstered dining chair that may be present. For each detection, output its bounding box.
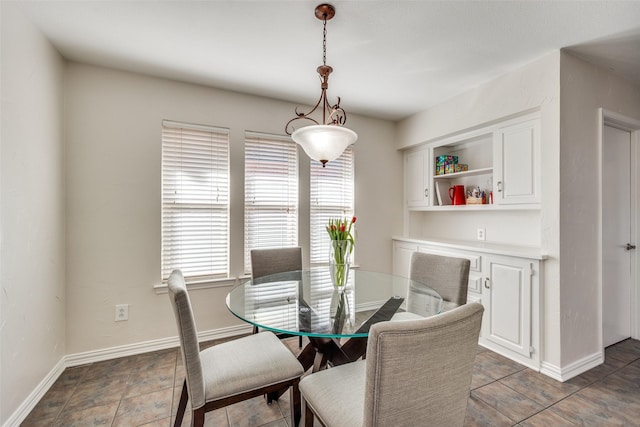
[167,269,304,427]
[299,302,484,427]
[410,252,471,309]
[251,247,304,347]
[250,246,303,281]
[392,252,471,321]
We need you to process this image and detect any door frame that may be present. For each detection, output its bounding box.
[598,108,640,346]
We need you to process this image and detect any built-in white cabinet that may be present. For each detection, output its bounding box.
[493,118,541,205]
[405,146,431,208]
[392,238,544,370]
[393,241,417,278]
[482,254,536,361]
[403,112,541,210]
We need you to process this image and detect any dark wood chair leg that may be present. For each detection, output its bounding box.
[174,380,188,427]
[304,399,315,427]
[291,381,301,427]
[192,407,205,427]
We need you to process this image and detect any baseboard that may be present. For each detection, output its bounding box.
[356,300,388,313]
[2,357,66,427]
[64,335,180,367]
[65,324,252,367]
[3,324,252,427]
[540,351,604,382]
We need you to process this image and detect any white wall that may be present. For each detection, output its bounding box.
[558,51,640,365]
[64,63,400,354]
[0,3,66,423]
[397,53,563,366]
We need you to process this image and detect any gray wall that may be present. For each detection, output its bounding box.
[64,63,400,354]
[559,51,640,365]
[1,3,66,423]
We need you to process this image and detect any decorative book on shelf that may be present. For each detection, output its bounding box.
[435,182,451,206]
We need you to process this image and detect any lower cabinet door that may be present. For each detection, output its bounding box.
[483,255,532,358]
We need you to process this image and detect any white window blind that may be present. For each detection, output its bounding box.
[161,120,229,282]
[244,131,298,273]
[310,146,355,264]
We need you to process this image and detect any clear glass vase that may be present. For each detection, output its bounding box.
[330,288,351,334]
[329,240,353,289]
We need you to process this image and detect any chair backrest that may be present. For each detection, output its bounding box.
[167,270,206,410]
[363,302,484,427]
[250,247,302,279]
[410,252,470,306]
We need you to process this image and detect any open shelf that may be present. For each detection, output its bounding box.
[433,167,493,180]
[413,204,540,212]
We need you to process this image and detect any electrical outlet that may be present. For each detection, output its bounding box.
[115,304,129,321]
[477,228,486,241]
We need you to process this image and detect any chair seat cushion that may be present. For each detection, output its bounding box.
[300,360,366,427]
[200,331,304,401]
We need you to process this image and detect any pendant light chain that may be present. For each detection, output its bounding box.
[322,16,327,67]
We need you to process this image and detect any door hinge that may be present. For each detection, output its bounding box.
[529,346,535,355]
[626,243,636,251]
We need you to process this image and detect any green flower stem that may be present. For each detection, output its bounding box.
[331,240,351,287]
[332,291,347,334]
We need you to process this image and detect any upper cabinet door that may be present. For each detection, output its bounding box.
[405,147,431,208]
[493,118,541,205]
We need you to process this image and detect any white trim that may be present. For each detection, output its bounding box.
[539,361,563,382]
[154,275,248,294]
[2,358,66,427]
[540,351,604,382]
[3,325,252,426]
[603,110,640,132]
[356,300,388,313]
[65,336,179,367]
[161,119,229,134]
[65,324,251,367]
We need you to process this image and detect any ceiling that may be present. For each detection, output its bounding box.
[14,0,640,121]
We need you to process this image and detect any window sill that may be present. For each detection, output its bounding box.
[154,275,251,294]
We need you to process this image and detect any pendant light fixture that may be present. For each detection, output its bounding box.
[285,3,357,167]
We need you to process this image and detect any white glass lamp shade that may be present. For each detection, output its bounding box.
[292,125,357,164]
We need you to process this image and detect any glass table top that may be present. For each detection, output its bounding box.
[225,268,444,339]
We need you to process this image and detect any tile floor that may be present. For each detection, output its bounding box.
[21,337,640,426]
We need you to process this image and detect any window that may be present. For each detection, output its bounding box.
[161,120,229,282]
[244,132,298,272]
[310,146,355,264]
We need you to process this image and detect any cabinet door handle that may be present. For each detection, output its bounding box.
[424,188,429,198]
[497,181,503,192]
[484,278,490,289]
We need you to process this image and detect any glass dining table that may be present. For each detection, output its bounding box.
[226,268,444,373]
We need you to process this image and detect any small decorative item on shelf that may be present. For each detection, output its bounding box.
[326,216,356,289]
[466,196,484,205]
[436,155,459,175]
[466,186,487,204]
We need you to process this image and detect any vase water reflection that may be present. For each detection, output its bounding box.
[329,239,352,289]
[330,287,352,335]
